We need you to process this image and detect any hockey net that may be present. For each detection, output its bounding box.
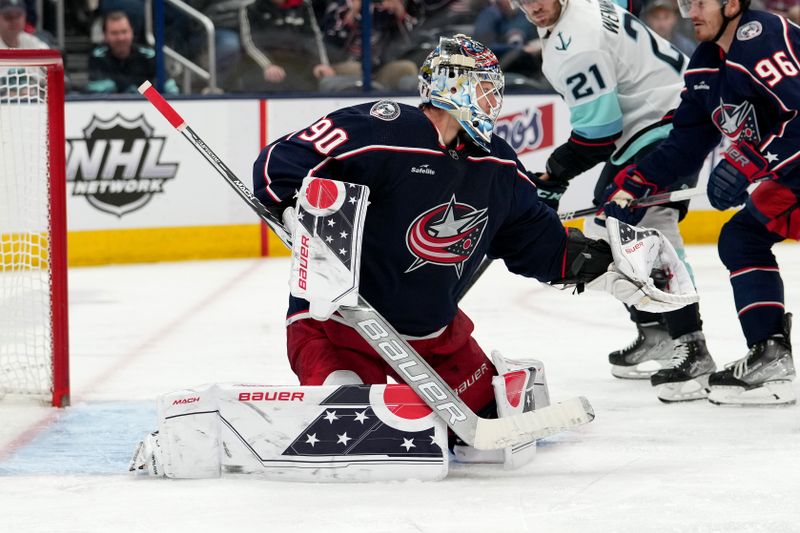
[0,50,69,407]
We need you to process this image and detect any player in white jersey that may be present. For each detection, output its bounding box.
[513,0,717,402]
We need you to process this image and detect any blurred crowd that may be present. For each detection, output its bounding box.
[1,0,798,95]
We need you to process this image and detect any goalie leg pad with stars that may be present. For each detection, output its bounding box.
[130,383,449,482]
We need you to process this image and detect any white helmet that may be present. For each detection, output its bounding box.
[418,34,504,152]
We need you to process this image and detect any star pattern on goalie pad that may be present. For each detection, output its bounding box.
[297,181,367,270]
[281,386,443,458]
[282,406,442,458]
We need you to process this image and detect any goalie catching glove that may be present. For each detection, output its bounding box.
[556,220,697,312]
[585,217,698,312]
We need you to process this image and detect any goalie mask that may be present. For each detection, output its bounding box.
[419,34,504,152]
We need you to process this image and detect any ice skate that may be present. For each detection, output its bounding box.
[650,332,716,402]
[609,321,673,379]
[708,315,795,406]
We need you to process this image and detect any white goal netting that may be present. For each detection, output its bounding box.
[0,57,64,404]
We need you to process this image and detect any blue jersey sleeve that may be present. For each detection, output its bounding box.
[488,150,568,282]
[637,50,722,187]
[252,106,377,206]
[741,16,800,182]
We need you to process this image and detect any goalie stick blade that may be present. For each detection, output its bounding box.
[472,396,594,450]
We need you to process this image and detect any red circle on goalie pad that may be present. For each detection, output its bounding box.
[305,178,339,209]
[383,385,433,420]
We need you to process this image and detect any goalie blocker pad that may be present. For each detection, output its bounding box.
[131,383,448,482]
[289,177,369,320]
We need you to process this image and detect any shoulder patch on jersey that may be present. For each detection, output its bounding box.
[370,100,401,121]
[737,21,762,41]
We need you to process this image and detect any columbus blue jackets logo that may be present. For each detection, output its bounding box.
[370,100,401,121]
[737,21,762,41]
[405,195,488,277]
[712,99,761,143]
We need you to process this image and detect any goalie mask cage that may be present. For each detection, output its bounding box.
[0,50,69,407]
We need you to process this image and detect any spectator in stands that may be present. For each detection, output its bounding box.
[760,0,800,22]
[98,0,144,41]
[87,11,178,94]
[790,4,800,23]
[0,0,48,49]
[642,0,696,56]
[414,0,478,29]
[320,0,419,91]
[172,1,244,92]
[473,0,544,84]
[243,0,334,92]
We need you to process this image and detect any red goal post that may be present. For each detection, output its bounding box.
[0,49,69,407]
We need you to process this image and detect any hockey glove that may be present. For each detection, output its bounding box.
[586,217,698,313]
[596,165,659,227]
[707,142,777,210]
[529,171,568,211]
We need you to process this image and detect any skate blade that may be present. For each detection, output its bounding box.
[708,380,797,406]
[611,360,668,380]
[655,375,711,403]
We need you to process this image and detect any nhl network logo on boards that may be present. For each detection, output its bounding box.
[66,113,178,217]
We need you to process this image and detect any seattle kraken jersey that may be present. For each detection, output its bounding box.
[638,10,800,189]
[540,0,686,162]
[253,101,568,337]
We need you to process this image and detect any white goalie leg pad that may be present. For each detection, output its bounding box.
[132,383,449,482]
[587,217,698,313]
[130,384,224,478]
[287,177,370,320]
[454,351,551,470]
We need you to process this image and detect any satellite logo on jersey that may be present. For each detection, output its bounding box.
[712,99,761,143]
[66,114,178,217]
[405,195,488,277]
[494,104,554,156]
[411,164,436,175]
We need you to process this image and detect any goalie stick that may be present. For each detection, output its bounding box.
[557,187,705,222]
[456,187,705,302]
[138,81,594,450]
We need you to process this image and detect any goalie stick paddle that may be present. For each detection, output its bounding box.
[456,187,705,302]
[138,81,594,449]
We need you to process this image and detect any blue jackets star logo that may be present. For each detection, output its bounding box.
[405,195,488,277]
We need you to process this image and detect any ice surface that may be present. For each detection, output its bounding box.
[2,244,800,532]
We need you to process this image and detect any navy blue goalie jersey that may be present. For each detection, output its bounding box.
[638,10,800,190]
[253,101,568,337]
